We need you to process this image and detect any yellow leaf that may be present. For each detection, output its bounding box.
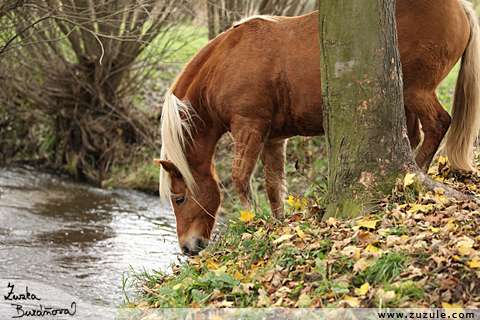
[458,236,474,248]
[459,246,475,256]
[355,282,372,296]
[340,296,360,308]
[233,271,244,279]
[446,219,456,230]
[442,302,462,308]
[452,255,461,261]
[428,226,440,233]
[408,204,422,213]
[404,173,416,187]
[467,260,480,268]
[212,316,223,320]
[442,302,464,318]
[435,194,447,204]
[295,226,306,239]
[365,244,379,253]
[273,233,294,244]
[172,283,182,290]
[214,266,226,276]
[353,219,380,230]
[238,210,254,222]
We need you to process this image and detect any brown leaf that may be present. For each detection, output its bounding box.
[416,277,428,287]
[380,217,392,229]
[356,230,377,246]
[441,290,452,303]
[440,278,459,290]
[426,292,441,306]
[425,215,441,224]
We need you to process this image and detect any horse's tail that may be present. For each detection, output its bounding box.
[159,91,198,204]
[445,0,480,171]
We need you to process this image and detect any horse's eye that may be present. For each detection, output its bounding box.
[174,195,186,206]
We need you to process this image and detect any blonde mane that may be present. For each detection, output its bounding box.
[159,91,198,204]
[232,15,282,28]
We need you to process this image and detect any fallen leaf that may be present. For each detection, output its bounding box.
[356,230,377,245]
[428,226,440,233]
[238,210,254,222]
[440,278,459,290]
[467,260,480,268]
[353,219,380,231]
[355,282,371,296]
[295,226,306,239]
[365,244,379,253]
[339,296,360,307]
[233,271,244,279]
[297,293,311,308]
[273,233,294,244]
[241,233,253,240]
[353,258,374,272]
[404,173,416,187]
[457,236,474,248]
[214,266,226,276]
[378,288,396,300]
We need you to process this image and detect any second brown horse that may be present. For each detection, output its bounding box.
[157,0,480,255]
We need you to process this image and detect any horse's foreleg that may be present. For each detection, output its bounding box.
[407,92,451,172]
[260,139,287,219]
[405,108,421,152]
[231,119,267,211]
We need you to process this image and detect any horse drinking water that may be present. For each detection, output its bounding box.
[156,0,480,256]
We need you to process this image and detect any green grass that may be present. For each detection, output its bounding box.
[363,251,408,285]
[436,62,460,114]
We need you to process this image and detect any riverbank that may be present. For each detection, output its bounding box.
[121,156,480,313]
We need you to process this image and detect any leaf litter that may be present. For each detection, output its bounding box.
[125,156,480,313]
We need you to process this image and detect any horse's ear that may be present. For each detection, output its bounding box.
[154,159,182,178]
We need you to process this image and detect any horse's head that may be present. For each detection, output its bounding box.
[155,159,221,256]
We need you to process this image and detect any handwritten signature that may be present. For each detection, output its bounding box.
[4,282,76,318]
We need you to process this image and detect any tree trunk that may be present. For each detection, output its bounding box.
[318,0,463,220]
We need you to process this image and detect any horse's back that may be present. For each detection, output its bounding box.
[205,12,324,139]
[397,0,470,91]
[177,0,470,139]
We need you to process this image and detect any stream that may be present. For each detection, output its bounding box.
[0,163,183,317]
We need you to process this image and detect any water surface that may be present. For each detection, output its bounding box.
[0,164,181,307]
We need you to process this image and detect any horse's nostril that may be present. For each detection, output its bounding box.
[181,245,191,256]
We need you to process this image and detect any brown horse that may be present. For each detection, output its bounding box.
[155,0,480,256]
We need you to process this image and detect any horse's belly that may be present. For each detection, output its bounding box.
[270,104,325,139]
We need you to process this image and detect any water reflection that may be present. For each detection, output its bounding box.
[0,164,180,306]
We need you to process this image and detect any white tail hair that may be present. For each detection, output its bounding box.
[159,91,198,204]
[445,0,480,172]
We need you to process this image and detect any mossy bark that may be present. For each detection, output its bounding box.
[318,0,418,220]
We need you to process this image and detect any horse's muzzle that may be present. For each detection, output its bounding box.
[181,237,209,256]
